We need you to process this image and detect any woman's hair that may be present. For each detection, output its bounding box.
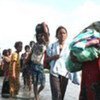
[14,41,22,49]
[56,26,67,38]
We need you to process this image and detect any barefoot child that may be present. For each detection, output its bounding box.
[30,22,49,100]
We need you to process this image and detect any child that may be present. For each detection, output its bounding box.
[30,22,49,100]
[21,45,32,91]
[1,49,11,98]
[9,41,23,97]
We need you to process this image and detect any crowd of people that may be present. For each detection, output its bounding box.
[0,21,100,100]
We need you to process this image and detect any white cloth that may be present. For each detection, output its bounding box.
[68,72,81,85]
[47,40,69,78]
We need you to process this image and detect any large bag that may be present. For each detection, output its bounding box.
[69,29,100,62]
[1,77,10,98]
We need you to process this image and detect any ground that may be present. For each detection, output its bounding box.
[0,73,80,100]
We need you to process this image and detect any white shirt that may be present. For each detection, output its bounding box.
[47,40,69,77]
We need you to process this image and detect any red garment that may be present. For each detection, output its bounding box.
[43,51,50,69]
[79,58,100,100]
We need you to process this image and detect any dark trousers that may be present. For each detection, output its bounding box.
[50,74,68,100]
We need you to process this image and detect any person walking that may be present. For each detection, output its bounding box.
[78,21,100,100]
[1,49,11,98]
[46,26,69,100]
[27,22,50,100]
[21,45,32,91]
[69,21,100,100]
[9,41,23,97]
[29,41,35,50]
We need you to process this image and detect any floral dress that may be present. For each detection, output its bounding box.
[9,52,20,96]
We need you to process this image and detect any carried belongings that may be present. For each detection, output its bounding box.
[35,22,50,46]
[1,77,10,98]
[66,21,100,72]
[69,29,100,62]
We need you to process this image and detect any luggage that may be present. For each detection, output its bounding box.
[1,77,10,98]
[66,29,100,72]
[69,29,100,62]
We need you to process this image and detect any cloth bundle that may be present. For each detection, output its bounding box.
[70,29,100,62]
[66,23,100,72]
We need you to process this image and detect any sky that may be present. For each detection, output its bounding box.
[0,0,100,52]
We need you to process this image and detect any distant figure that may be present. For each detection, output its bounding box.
[2,49,11,79]
[0,50,3,76]
[21,45,32,91]
[29,41,35,50]
[9,41,23,97]
[1,49,11,98]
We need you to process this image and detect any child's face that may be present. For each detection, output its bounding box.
[25,48,30,52]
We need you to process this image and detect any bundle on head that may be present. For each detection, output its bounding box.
[35,22,50,45]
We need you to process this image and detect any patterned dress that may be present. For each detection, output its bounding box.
[9,52,20,96]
